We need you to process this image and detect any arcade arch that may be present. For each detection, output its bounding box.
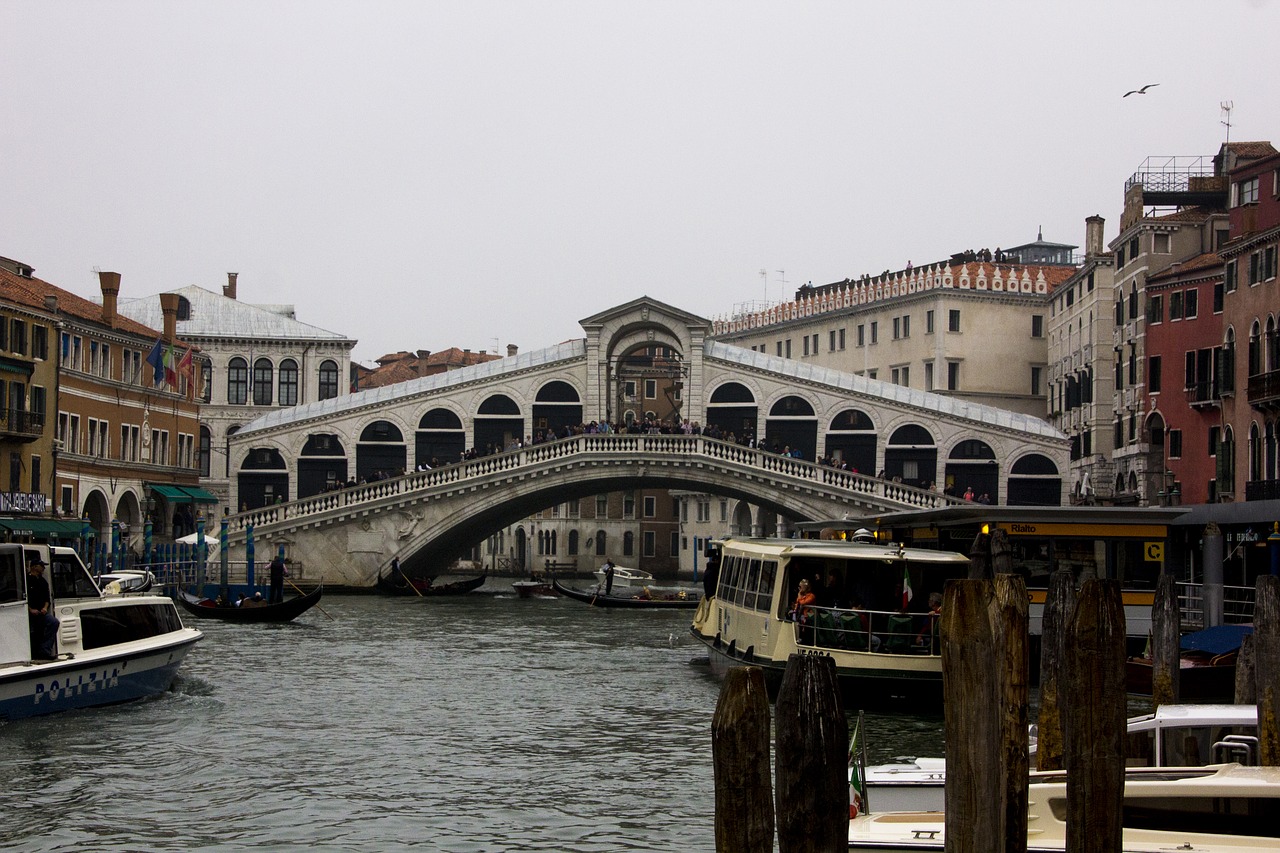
[765,395,817,460]
[705,382,757,440]
[475,394,524,453]
[885,424,937,490]
[825,408,876,474]
[358,420,406,481]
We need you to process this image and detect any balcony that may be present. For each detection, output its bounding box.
[1185,382,1221,410]
[1248,370,1280,410]
[1125,156,1228,207]
[1245,479,1280,501]
[0,408,45,441]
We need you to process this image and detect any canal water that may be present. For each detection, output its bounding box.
[0,591,949,852]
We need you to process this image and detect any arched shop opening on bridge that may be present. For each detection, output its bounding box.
[239,447,288,510]
[358,420,406,481]
[298,433,348,498]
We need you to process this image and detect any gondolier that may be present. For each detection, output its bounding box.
[269,555,288,604]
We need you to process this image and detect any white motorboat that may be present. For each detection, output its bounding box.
[593,564,654,590]
[849,763,1280,851]
[860,703,1261,814]
[97,569,157,594]
[0,543,202,721]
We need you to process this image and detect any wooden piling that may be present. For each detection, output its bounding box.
[968,531,992,580]
[774,653,848,853]
[942,579,1000,853]
[1036,569,1075,772]
[712,667,774,853]
[993,573,1029,853]
[1064,579,1126,853]
[991,527,1014,576]
[1150,572,1180,708]
[1235,632,1257,705]
[1256,576,1280,766]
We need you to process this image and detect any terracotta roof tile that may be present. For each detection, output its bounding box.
[0,267,175,343]
[1225,141,1279,159]
[1146,252,1222,284]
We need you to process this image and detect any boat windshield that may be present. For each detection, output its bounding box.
[49,551,102,599]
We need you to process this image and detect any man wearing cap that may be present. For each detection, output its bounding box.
[26,558,59,660]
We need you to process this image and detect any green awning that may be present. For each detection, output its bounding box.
[149,485,191,501]
[0,518,87,538]
[179,486,219,504]
[148,484,220,504]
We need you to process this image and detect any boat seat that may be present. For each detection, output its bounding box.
[838,612,868,651]
[884,614,914,653]
[813,609,839,648]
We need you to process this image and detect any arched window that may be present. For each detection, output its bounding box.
[568,530,580,556]
[594,531,607,557]
[227,357,248,405]
[1250,322,1263,376]
[1268,317,1280,373]
[253,358,273,406]
[199,426,212,477]
[318,360,339,401]
[278,359,299,407]
[623,531,634,557]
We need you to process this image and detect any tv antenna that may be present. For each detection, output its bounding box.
[759,268,767,302]
[776,269,788,301]
[1221,101,1233,145]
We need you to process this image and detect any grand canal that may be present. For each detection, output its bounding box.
[0,590,948,852]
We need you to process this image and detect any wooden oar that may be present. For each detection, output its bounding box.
[395,562,425,598]
[288,578,334,620]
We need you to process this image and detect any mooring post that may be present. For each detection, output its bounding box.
[1151,572,1181,708]
[1236,633,1257,705]
[774,653,848,853]
[1036,569,1075,772]
[993,573,1029,853]
[712,666,774,853]
[1256,575,1280,766]
[943,579,1000,853]
[1064,578,1126,853]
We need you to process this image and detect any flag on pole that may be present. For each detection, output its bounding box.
[902,564,913,610]
[145,339,165,385]
[163,344,179,387]
[176,347,194,396]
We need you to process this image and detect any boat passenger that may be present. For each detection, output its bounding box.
[26,558,59,660]
[242,592,266,608]
[789,579,818,644]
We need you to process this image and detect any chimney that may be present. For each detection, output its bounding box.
[159,293,179,343]
[98,271,121,327]
[43,295,58,314]
[224,272,238,300]
[1084,215,1106,258]
[506,344,519,357]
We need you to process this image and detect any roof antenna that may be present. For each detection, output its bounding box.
[1221,101,1233,145]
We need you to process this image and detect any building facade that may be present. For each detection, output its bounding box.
[0,261,207,545]
[711,252,1076,419]
[0,258,61,539]
[115,274,356,516]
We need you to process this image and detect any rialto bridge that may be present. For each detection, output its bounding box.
[219,297,1067,584]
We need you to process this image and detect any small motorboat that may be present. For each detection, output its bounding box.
[512,579,556,598]
[97,569,156,594]
[176,586,323,623]
[856,703,1261,815]
[849,763,1280,850]
[1125,624,1249,702]
[553,578,701,609]
[592,564,654,590]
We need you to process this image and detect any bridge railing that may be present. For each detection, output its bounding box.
[224,433,964,536]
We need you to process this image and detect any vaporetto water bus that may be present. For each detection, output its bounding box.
[689,537,970,704]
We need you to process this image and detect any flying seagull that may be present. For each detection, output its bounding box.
[1123,83,1160,98]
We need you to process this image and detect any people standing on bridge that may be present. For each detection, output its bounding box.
[269,555,288,604]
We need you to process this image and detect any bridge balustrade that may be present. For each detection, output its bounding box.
[225,434,964,537]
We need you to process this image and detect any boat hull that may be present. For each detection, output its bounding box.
[554,579,701,609]
[0,630,201,721]
[692,624,943,706]
[177,587,323,622]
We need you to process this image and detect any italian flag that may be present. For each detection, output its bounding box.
[902,565,913,609]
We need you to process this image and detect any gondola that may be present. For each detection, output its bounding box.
[374,566,437,596]
[176,586,324,623]
[551,578,701,609]
[418,574,487,596]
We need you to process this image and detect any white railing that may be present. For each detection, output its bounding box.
[1177,581,1256,626]
[225,434,965,537]
[791,604,941,657]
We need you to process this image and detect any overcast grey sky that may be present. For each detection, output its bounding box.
[3,1,1277,365]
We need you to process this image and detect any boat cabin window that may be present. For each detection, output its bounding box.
[716,553,777,614]
[0,551,22,604]
[47,552,101,599]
